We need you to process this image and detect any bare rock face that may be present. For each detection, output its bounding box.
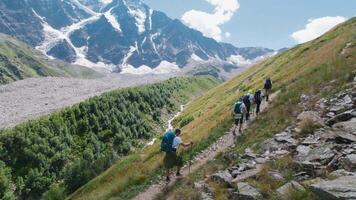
[310,176,356,200]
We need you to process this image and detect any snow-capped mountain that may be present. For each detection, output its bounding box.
[0,0,275,74]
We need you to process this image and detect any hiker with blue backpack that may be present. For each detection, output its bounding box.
[161,129,193,182]
[233,97,247,135]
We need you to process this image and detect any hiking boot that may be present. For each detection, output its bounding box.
[176,172,182,177]
[166,176,171,182]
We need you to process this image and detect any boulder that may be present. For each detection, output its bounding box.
[329,169,356,178]
[334,131,356,144]
[260,138,285,152]
[210,170,233,186]
[326,110,354,126]
[342,154,356,172]
[276,181,305,199]
[194,180,208,190]
[242,148,257,159]
[302,135,320,145]
[232,182,263,200]
[310,176,356,199]
[333,118,356,134]
[303,143,335,165]
[274,132,298,145]
[296,145,312,158]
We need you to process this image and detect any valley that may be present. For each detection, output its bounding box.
[0,73,178,129]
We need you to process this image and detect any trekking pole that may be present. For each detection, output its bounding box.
[188,143,193,174]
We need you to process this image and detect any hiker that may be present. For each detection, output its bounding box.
[242,90,254,121]
[264,78,272,102]
[254,89,262,116]
[161,129,193,182]
[233,97,247,135]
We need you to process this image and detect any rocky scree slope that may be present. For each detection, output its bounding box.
[0,0,274,73]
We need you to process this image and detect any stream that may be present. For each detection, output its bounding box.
[145,104,185,147]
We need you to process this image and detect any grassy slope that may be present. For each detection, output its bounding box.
[68,18,355,200]
[156,18,356,200]
[0,34,102,84]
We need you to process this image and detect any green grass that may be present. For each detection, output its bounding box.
[68,18,356,200]
[147,18,356,200]
[0,33,102,84]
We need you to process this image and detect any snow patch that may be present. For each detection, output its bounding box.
[126,4,147,33]
[100,0,113,4]
[191,54,203,62]
[228,55,252,66]
[33,9,114,71]
[104,8,122,32]
[121,61,180,75]
[68,0,97,16]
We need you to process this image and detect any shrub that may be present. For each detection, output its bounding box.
[299,118,321,136]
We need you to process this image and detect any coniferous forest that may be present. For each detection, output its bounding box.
[0,76,219,199]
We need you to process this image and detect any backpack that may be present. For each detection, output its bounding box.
[243,95,250,104]
[254,90,262,103]
[234,101,243,114]
[160,130,176,152]
[264,79,272,89]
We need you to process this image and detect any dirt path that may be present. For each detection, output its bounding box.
[133,92,278,200]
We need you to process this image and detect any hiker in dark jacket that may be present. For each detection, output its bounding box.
[243,90,254,121]
[264,78,272,102]
[163,129,192,182]
[254,89,262,116]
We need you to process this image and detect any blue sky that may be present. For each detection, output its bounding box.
[144,0,356,49]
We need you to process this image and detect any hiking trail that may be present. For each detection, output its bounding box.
[133,92,279,200]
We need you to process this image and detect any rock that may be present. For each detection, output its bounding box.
[302,135,320,145]
[326,110,354,126]
[255,157,268,164]
[195,180,208,190]
[334,131,356,143]
[200,192,214,200]
[333,118,356,134]
[329,169,356,178]
[233,182,263,200]
[274,132,298,145]
[296,145,312,158]
[242,148,257,159]
[231,170,240,178]
[268,171,284,181]
[303,143,335,165]
[210,170,233,186]
[260,138,285,152]
[224,152,239,162]
[275,150,290,156]
[297,111,324,125]
[310,176,356,199]
[276,181,305,199]
[342,154,356,172]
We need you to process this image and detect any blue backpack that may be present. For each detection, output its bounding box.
[160,130,176,152]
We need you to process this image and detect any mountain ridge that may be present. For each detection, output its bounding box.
[0,0,274,73]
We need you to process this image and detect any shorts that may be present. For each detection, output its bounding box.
[234,114,244,125]
[163,151,183,169]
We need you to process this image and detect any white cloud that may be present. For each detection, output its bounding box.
[181,0,239,41]
[291,16,347,44]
